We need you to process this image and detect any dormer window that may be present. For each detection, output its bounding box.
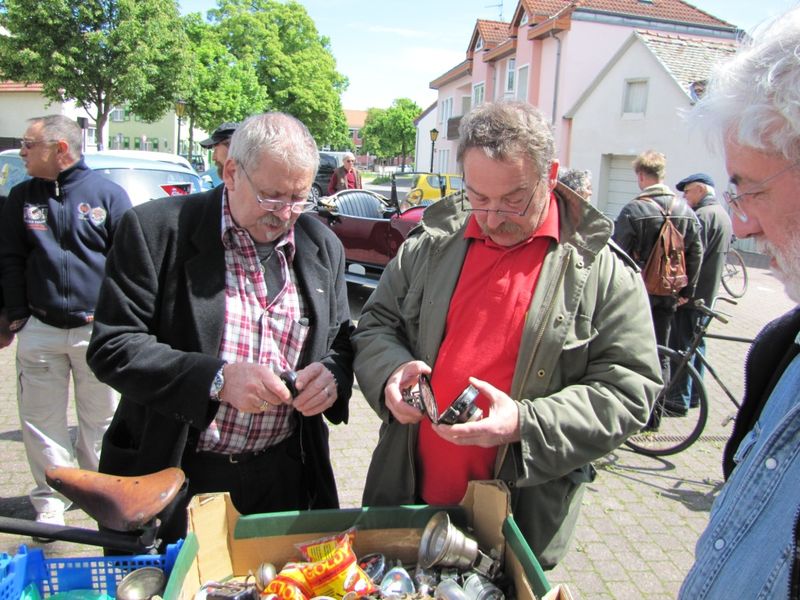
[520,11,528,26]
[476,35,484,50]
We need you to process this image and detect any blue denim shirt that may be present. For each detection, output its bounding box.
[680,350,800,599]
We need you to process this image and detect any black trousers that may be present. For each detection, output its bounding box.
[157,430,307,546]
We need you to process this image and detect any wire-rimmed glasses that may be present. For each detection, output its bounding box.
[462,178,541,217]
[723,162,799,222]
[19,139,57,150]
[239,163,314,214]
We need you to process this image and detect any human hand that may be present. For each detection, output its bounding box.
[433,377,520,447]
[291,362,339,417]
[384,360,432,425]
[0,312,14,349]
[219,363,292,414]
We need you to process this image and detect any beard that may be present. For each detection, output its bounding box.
[756,236,800,303]
[478,220,530,244]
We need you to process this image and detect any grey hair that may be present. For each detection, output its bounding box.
[692,8,800,160]
[457,101,555,180]
[228,112,319,176]
[558,168,592,197]
[28,115,82,159]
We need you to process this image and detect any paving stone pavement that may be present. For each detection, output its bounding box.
[0,263,792,599]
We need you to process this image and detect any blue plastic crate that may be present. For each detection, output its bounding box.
[0,541,182,599]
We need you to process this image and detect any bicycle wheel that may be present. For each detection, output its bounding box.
[721,249,748,298]
[625,345,708,456]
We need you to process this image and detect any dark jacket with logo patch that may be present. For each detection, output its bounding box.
[0,159,131,328]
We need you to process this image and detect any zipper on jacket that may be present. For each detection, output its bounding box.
[789,505,800,599]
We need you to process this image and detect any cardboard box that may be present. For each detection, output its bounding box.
[163,480,566,599]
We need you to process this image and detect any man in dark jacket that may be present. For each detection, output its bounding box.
[0,115,131,533]
[87,112,354,545]
[613,150,703,414]
[679,9,800,598]
[668,173,732,411]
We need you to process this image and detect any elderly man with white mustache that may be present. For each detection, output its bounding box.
[680,8,800,599]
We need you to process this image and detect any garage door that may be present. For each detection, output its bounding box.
[600,154,640,220]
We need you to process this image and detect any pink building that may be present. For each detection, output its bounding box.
[428,0,737,173]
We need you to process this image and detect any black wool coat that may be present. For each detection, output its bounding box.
[87,185,354,509]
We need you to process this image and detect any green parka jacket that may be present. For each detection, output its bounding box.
[352,183,661,568]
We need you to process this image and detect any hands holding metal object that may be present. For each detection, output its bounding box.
[401,374,483,425]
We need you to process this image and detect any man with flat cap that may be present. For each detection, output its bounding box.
[668,172,732,412]
[200,122,239,182]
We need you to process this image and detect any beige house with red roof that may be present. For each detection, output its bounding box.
[0,82,99,150]
[428,0,738,183]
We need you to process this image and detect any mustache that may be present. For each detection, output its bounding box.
[479,221,524,236]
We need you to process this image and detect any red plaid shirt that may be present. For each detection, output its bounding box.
[197,191,309,453]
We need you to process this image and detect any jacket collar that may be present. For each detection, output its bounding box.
[418,182,613,259]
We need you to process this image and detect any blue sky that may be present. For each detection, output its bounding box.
[179,0,800,111]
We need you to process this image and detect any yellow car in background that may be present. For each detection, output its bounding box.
[405,173,464,206]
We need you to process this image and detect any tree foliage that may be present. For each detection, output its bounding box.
[180,13,266,153]
[208,0,350,149]
[0,0,188,146]
[361,98,421,164]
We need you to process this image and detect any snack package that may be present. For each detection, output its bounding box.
[296,535,378,598]
[263,563,313,600]
[295,528,356,562]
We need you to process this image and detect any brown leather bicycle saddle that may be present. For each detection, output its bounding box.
[45,466,185,532]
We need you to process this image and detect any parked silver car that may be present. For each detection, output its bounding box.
[0,149,203,205]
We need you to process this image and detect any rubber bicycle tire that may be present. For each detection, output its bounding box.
[721,249,748,298]
[625,345,708,456]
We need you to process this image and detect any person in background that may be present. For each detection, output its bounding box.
[199,121,239,181]
[613,151,703,416]
[327,152,362,195]
[668,173,732,412]
[0,115,131,534]
[679,8,800,598]
[86,112,354,546]
[353,101,660,569]
[558,167,592,200]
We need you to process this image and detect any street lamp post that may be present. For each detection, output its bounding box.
[175,100,186,157]
[429,128,439,172]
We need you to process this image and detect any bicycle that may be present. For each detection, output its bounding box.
[721,248,749,298]
[625,297,753,456]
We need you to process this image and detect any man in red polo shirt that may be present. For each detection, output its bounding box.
[353,101,661,569]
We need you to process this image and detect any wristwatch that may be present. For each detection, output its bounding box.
[210,365,225,400]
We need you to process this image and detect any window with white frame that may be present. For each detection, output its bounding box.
[110,107,127,122]
[520,11,528,25]
[623,79,648,115]
[516,65,529,102]
[439,97,453,132]
[505,58,516,95]
[473,83,485,107]
[438,148,450,174]
[476,35,484,51]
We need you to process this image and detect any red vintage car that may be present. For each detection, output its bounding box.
[310,187,425,287]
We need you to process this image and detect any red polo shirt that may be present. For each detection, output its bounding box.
[418,194,560,504]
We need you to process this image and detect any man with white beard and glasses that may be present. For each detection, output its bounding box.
[679,8,800,599]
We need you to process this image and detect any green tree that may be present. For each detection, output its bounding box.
[209,0,350,148]
[180,13,266,157]
[0,0,188,147]
[361,99,421,168]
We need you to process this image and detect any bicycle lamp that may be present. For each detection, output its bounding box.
[418,511,501,579]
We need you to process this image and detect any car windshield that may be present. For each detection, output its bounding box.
[95,168,201,205]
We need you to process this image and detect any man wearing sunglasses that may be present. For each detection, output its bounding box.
[680,8,800,598]
[0,115,131,536]
[86,112,354,546]
[353,101,661,569]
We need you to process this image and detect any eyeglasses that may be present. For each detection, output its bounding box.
[462,178,541,217]
[238,164,314,214]
[723,162,799,222]
[19,139,57,150]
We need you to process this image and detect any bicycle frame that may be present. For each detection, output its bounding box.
[0,515,161,553]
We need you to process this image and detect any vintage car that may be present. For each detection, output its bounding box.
[310,186,425,287]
